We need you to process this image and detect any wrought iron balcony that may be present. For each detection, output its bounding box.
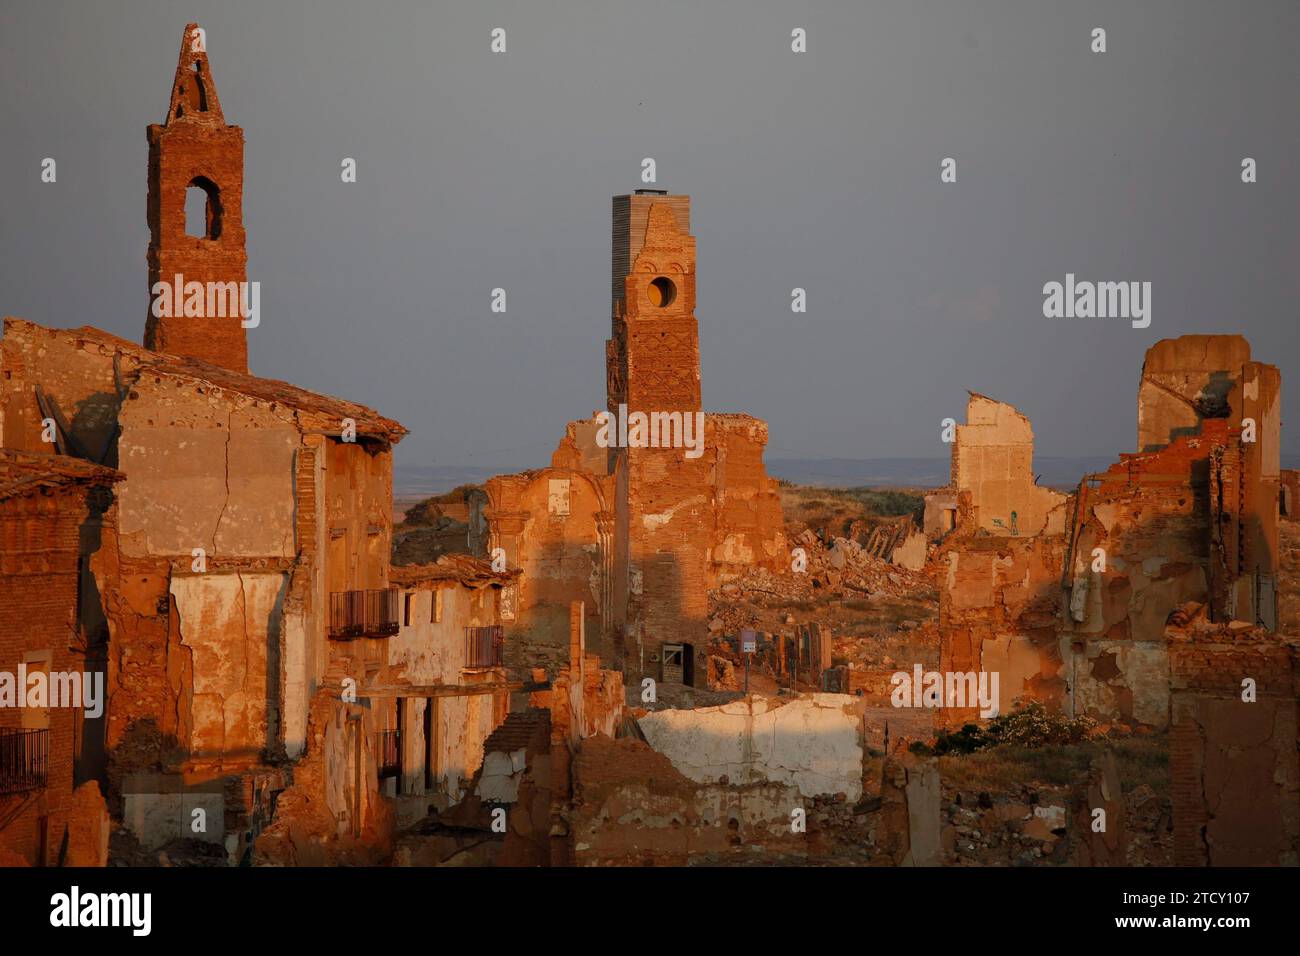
[0,728,48,795]
[328,588,400,640]
[464,625,504,669]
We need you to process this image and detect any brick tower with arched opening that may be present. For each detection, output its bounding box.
[144,22,249,373]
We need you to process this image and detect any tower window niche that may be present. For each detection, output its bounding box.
[648,276,676,308]
[184,177,222,239]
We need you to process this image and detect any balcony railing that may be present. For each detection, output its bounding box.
[376,729,401,779]
[465,625,504,669]
[0,728,48,795]
[328,588,400,640]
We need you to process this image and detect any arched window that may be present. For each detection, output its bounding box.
[184,176,222,239]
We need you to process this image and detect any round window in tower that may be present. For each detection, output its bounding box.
[648,276,676,308]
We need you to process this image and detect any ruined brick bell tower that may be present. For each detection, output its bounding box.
[144,23,249,373]
[606,192,710,682]
[607,192,700,416]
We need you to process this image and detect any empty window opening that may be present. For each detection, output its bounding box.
[184,177,222,239]
[648,276,676,308]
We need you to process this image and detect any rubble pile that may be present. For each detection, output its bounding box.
[712,528,932,618]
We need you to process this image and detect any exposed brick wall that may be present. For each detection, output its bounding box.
[0,484,96,863]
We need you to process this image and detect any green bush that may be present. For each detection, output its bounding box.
[926,701,1096,755]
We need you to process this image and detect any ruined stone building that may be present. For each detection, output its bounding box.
[936,334,1283,728]
[0,24,519,865]
[0,451,119,866]
[1059,335,1281,727]
[480,193,786,687]
[929,335,1299,862]
[384,557,518,806]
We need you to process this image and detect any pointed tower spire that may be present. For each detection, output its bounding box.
[144,23,249,372]
[165,23,225,125]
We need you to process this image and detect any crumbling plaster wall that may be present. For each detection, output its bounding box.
[939,536,1067,724]
[254,690,393,865]
[117,377,297,558]
[323,438,393,594]
[1137,334,1252,453]
[170,571,287,762]
[707,414,787,581]
[1060,443,1213,727]
[389,584,506,800]
[0,318,135,458]
[951,394,1067,537]
[638,694,867,800]
[1168,621,1299,865]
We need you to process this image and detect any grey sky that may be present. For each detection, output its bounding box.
[2,0,1297,474]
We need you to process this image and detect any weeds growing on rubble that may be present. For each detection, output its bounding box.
[913,701,1097,757]
[936,735,1170,796]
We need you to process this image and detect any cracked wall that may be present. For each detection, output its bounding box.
[170,571,287,763]
[117,375,297,559]
[1168,615,1299,865]
[638,693,867,800]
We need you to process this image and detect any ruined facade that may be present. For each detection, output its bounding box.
[0,452,119,865]
[935,335,1285,733]
[1060,336,1281,727]
[0,22,517,863]
[936,394,1070,724]
[384,557,518,806]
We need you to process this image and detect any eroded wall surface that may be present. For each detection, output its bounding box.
[569,736,806,866]
[171,571,287,761]
[1137,335,1252,453]
[939,536,1067,724]
[118,378,297,558]
[1168,615,1299,865]
[485,466,612,672]
[952,393,1068,537]
[638,694,866,799]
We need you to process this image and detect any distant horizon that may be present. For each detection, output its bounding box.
[393,451,1300,498]
[5,1,1299,473]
